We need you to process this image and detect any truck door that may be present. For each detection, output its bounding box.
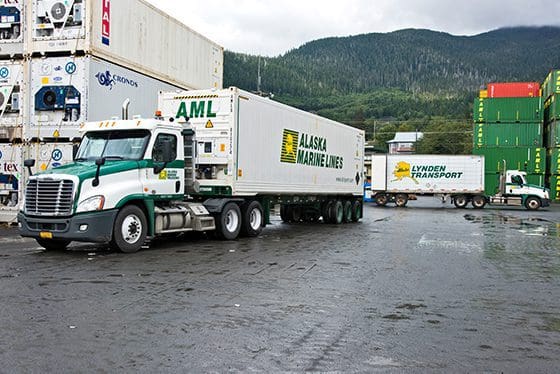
[142,132,184,196]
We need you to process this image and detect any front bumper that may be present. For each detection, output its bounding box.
[18,210,118,243]
[542,198,551,208]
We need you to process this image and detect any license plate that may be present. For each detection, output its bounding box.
[39,232,53,239]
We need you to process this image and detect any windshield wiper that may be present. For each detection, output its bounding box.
[74,157,88,162]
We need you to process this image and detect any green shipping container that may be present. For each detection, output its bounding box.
[544,120,560,147]
[473,97,543,123]
[473,146,546,174]
[544,94,560,124]
[546,147,560,175]
[526,173,545,188]
[473,122,543,147]
[542,70,560,100]
[548,175,560,201]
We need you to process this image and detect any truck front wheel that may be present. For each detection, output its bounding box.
[215,202,242,240]
[525,196,541,210]
[36,239,71,251]
[111,205,148,253]
[241,201,264,237]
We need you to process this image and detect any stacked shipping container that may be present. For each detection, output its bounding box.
[473,83,545,195]
[543,70,560,200]
[0,0,224,222]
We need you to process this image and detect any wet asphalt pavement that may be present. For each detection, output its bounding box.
[1,198,560,372]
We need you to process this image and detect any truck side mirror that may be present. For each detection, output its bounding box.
[24,159,35,176]
[93,157,106,187]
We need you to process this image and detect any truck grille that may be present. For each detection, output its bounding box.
[25,179,74,216]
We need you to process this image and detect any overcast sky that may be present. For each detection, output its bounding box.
[145,0,560,56]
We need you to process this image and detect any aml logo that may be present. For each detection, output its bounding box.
[280,129,299,164]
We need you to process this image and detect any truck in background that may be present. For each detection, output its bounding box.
[370,154,550,210]
[18,88,365,252]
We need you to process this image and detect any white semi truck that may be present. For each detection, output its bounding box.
[370,154,550,210]
[18,88,365,252]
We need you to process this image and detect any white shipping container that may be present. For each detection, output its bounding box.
[0,0,26,57]
[25,141,75,174]
[27,55,183,140]
[159,88,365,196]
[0,142,23,223]
[0,59,27,140]
[31,0,223,90]
[371,154,484,193]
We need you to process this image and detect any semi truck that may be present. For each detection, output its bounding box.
[18,87,365,252]
[370,154,550,210]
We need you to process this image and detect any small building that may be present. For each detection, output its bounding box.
[387,132,423,155]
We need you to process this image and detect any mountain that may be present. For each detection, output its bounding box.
[223,27,560,152]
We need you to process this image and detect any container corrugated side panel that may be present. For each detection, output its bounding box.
[30,0,223,90]
[473,146,546,174]
[544,94,560,124]
[487,82,540,98]
[546,147,560,175]
[383,155,484,193]
[474,97,543,123]
[0,143,24,223]
[545,120,560,147]
[484,172,500,195]
[473,122,543,147]
[542,70,560,99]
[234,89,365,196]
[548,175,560,201]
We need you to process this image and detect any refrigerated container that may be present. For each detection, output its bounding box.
[0,59,27,141]
[26,55,183,140]
[0,142,23,223]
[30,0,223,90]
[0,1,26,57]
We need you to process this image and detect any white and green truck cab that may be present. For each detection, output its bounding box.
[19,88,365,252]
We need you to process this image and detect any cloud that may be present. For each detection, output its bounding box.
[146,0,560,56]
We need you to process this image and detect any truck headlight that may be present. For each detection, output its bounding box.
[77,195,105,213]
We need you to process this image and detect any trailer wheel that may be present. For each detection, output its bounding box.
[343,200,353,223]
[375,194,388,206]
[215,202,242,240]
[322,201,333,223]
[471,195,487,209]
[280,204,289,222]
[241,201,264,237]
[290,205,302,222]
[351,200,362,222]
[111,205,148,253]
[525,196,541,210]
[36,239,71,251]
[453,195,468,209]
[329,200,344,224]
[395,194,408,207]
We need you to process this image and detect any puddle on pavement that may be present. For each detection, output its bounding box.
[464,213,558,237]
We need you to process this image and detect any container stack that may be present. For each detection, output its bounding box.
[0,0,224,223]
[472,82,545,195]
[543,70,560,200]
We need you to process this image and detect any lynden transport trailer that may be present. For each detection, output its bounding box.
[18,87,365,253]
[370,154,550,210]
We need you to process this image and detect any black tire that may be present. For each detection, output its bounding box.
[525,196,541,210]
[343,200,352,223]
[395,193,408,207]
[36,238,71,251]
[111,205,148,253]
[241,200,264,237]
[375,194,388,206]
[215,202,242,240]
[453,195,468,209]
[280,204,289,222]
[329,200,344,224]
[290,205,302,222]
[471,195,487,209]
[321,200,333,223]
[351,200,362,222]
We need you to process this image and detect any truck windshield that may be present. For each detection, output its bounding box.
[75,130,150,161]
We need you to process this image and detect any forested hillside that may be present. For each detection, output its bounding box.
[224,27,560,152]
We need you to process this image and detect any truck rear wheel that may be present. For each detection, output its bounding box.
[471,195,487,209]
[351,200,362,222]
[525,196,541,210]
[36,239,71,251]
[375,194,388,206]
[241,201,264,237]
[215,202,242,240]
[453,195,468,209]
[395,194,408,207]
[329,200,344,224]
[111,205,148,253]
[343,200,353,223]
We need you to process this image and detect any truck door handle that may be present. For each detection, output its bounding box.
[176,181,181,193]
